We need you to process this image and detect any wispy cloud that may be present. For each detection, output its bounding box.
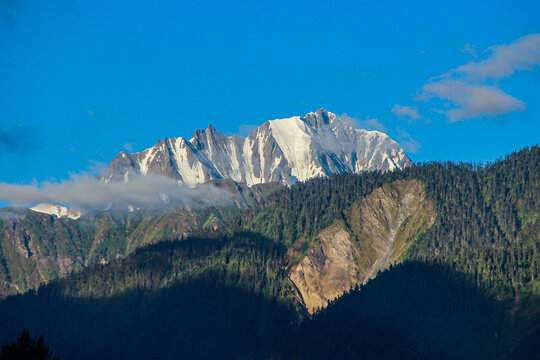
[0,209,26,221]
[396,127,421,153]
[360,117,387,132]
[123,142,136,152]
[237,124,258,137]
[0,173,235,213]
[419,80,525,122]
[0,125,40,155]
[416,33,540,121]
[455,34,540,81]
[461,44,478,58]
[339,114,387,132]
[391,104,423,123]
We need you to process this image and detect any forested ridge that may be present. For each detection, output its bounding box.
[0,233,298,359]
[0,146,538,359]
[295,261,505,359]
[231,146,539,299]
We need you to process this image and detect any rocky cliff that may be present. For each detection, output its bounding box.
[289,180,435,312]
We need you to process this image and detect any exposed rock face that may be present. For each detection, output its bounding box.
[289,179,435,313]
[289,224,363,312]
[100,109,411,186]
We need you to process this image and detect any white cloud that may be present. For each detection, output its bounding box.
[360,117,387,132]
[123,142,136,152]
[237,124,258,137]
[0,173,235,213]
[420,79,525,122]
[396,127,421,153]
[339,114,387,132]
[455,33,540,81]
[416,33,540,121]
[391,104,421,122]
[339,114,359,128]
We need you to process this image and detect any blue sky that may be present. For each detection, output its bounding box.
[1,0,539,184]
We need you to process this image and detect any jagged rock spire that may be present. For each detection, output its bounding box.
[101,110,411,186]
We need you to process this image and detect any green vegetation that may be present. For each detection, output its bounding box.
[233,146,539,301]
[0,181,281,297]
[0,233,297,359]
[295,262,505,360]
[0,207,231,297]
[0,146,538,359]
[406,146,539,302]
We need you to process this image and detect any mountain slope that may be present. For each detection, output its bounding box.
[289,179,436,312]
[100,109,411,186]
[234,146,539,316]
[294,262,504,360]
[0,146,537,359]
[0,233,297,359]
[0,180,280,297]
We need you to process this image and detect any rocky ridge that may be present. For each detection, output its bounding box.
[100,109,411,186]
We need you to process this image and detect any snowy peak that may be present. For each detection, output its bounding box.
[101,110,411,186]
[303,108,334,128]
[31,204,81,219]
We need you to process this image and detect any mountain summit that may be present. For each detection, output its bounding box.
[101,109,411,186]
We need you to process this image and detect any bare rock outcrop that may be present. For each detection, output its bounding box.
[289,179,435,313]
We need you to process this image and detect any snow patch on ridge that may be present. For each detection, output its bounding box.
[268,116,315,182]
[31,203,81,219]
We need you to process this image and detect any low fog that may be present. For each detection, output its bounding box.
[0,173,235,213]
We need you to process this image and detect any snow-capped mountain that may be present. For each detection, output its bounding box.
[101,109,411,186]
[30,203,81,219]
